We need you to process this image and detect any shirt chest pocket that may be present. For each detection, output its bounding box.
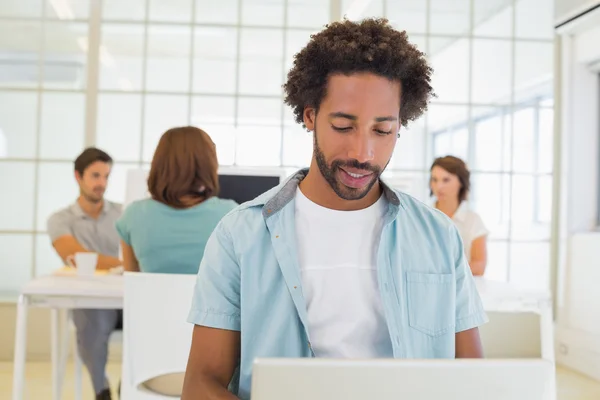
[406,272,455,337]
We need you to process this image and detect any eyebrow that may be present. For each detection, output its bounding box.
[329,112,398,123]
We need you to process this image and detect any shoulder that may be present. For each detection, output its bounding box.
[107,201,123,216]
[217,201,266,233]
[47,205,77,239]
[211,197,240,212]
[124,198,151,211]
[396,191,456,232]
[454,202,486,229]
[463,209,488,237]
[119,198,155,221]
[48,206,75,226]
[465,209,485,224]
[216,183,286,234]
[225,176,290,215]
[395,192,467,266]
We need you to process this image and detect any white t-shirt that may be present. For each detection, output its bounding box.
[451,202,488,260]
[294,187,393,358]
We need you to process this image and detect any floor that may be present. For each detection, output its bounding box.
[0,362,122,400]
[1,362,600,399]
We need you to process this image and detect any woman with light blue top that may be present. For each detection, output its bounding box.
[115,126,237,275]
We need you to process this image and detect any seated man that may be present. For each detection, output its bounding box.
[182,19,487,400]
[47,147,122,400]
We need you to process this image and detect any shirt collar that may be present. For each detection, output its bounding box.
[430,197,468,222]
[70,199,110,219]
[452,201,468,222]
[262,168,403,220]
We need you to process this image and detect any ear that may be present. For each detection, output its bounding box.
[303,107,316,131]
[74,170,82,182]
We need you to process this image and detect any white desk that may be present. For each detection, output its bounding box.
[12,275,554,400]
[474,277,555,361]
[12,274,123,400]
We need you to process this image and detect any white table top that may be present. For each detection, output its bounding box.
[18,274,551,312]
[21,274,123,298]
[474,277,552,312]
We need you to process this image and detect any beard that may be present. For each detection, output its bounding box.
[81,187,104,203]
[313,127,385,201]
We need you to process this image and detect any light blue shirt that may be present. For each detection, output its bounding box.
[115,197,237,275]
[188,169,488,399]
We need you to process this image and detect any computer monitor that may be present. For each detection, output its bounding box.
[251,358,555,400]
[217,168,287,204]
[123,167,288,208]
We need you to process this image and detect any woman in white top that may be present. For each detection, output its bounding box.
[430,156,488,276]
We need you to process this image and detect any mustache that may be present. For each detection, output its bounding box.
[331,159,380,173]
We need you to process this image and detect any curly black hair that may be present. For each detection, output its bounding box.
[283,18,435,129]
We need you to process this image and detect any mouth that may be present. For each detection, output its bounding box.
[338,167,375,189]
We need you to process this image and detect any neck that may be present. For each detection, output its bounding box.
[179,195,205,208]
[78,196,103,219]
[436,198,460,218]
[299,162,382,211]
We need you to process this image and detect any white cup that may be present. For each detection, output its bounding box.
[66,252,98,276]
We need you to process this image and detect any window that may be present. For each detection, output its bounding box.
[0,0,555,297]
[430,98,554,285]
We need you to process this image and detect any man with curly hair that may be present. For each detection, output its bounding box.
[182,18,487,400]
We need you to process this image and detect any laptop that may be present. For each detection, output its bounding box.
[251,358,555,400]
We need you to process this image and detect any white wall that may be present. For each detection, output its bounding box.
[557,234,600,380]
[555,8,600,381]
[574,24,600,65]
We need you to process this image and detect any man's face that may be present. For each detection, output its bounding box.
[304,73,401,201]
[76,161,111,203]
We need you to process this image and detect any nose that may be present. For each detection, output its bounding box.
[347,131,375,164]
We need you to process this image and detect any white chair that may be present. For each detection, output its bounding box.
[121,272,197,399]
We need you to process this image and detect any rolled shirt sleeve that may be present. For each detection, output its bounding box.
[470,212,489,241]
[187,221,241,331]
[47,211,73,243]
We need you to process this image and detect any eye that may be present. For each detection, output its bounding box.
[332,125,352,132]
[375,129,393,135]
